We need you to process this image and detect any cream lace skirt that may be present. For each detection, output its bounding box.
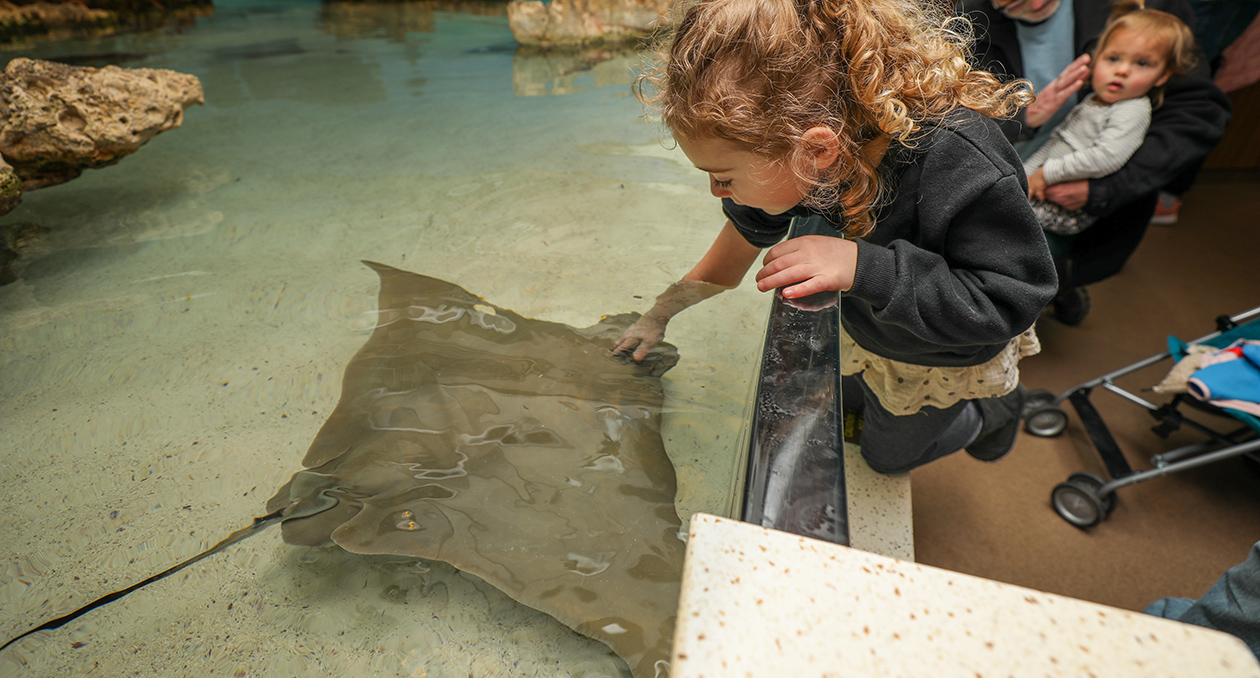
[841,325,1041,415]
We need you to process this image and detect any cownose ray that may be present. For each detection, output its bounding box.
[0,262,685,678]
[265,261,686,677]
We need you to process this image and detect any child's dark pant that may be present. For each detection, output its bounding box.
[842,374,984,474]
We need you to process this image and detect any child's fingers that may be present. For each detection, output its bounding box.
[758,237,822,280]
[617,334,653,361]
[781,278,829,299]
[754,256,810,292]
[612,335,638,354]
[755,248,798,282]
[614,339,650,362]
[757,236,855,293]
[757,264,838,296]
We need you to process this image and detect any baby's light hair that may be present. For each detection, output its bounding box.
[1095,0,1198,108]
[635,0,1032,236]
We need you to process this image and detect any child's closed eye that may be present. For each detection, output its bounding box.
[713,178,733,188]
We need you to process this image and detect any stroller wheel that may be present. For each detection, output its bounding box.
[1024,404,1068,437]
[1022,388,1057,415]
[1066,471,1116,515]
[1052,479,1106,528]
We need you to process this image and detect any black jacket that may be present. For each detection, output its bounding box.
[959,0,1232,219]
[723,109,1058,368]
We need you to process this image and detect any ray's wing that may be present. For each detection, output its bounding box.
[268,262,685,678]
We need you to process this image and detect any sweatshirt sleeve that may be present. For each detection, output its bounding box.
[847,125,1058,348]
[1042,98,1151,184]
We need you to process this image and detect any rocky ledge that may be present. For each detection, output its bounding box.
[0,58,204,195]
[0,0,213,46]
[507,0,670,46]
[0,58,202,281]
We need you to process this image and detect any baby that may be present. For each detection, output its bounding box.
[1025,1,1198,235]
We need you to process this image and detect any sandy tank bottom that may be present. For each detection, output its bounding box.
[0,3,770,676]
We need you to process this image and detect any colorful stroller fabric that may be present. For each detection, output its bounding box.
[1025,308,1260,528]
[1172,324,1260,425]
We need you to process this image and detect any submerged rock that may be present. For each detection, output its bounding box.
[0,57,204,197]
[0,156,19,215]
[507,0,670,46]
[512,46,640,96]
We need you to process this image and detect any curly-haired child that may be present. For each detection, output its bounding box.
[612,0,1058,473]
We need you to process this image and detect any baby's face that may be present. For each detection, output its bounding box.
[674,135,810,215]
[1091,26,1172,105]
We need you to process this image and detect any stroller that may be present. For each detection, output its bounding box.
[1023,306,1260,528]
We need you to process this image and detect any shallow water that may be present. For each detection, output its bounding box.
[0,2,768,675]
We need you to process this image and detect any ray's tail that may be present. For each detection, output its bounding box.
[1,504,295,653]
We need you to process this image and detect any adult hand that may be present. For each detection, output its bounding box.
[755,235,857,299]
[1045,180,1089,211]
[1025,54,1091,128]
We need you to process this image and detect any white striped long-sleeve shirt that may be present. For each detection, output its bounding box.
[1024,94,1152,185]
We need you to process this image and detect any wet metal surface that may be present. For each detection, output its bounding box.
[742,219,847,545]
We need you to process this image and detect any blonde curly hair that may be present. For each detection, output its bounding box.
[636,0,1032,236]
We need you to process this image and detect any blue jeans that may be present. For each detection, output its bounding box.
[1145,540,1260,661]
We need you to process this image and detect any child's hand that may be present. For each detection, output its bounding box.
[755,235,857,299]
[610,278,733,361]
[1027,168,1047,201]
[613,314,669,362]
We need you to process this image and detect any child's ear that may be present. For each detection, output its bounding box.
[801,126,841,169]
[1155,70,1172,87]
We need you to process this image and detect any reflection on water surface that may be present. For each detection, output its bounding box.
[0,2,765,676]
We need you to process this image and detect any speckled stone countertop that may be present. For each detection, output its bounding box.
[842,441,913,561]
[672,513,1260,678]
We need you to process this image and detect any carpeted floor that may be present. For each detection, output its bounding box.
[911,170,1260,613]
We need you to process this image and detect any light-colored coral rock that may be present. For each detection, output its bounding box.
[508,0,670,46]
[0,57,203,191]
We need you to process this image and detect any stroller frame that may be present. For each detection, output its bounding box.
[1024,306,1260,528]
